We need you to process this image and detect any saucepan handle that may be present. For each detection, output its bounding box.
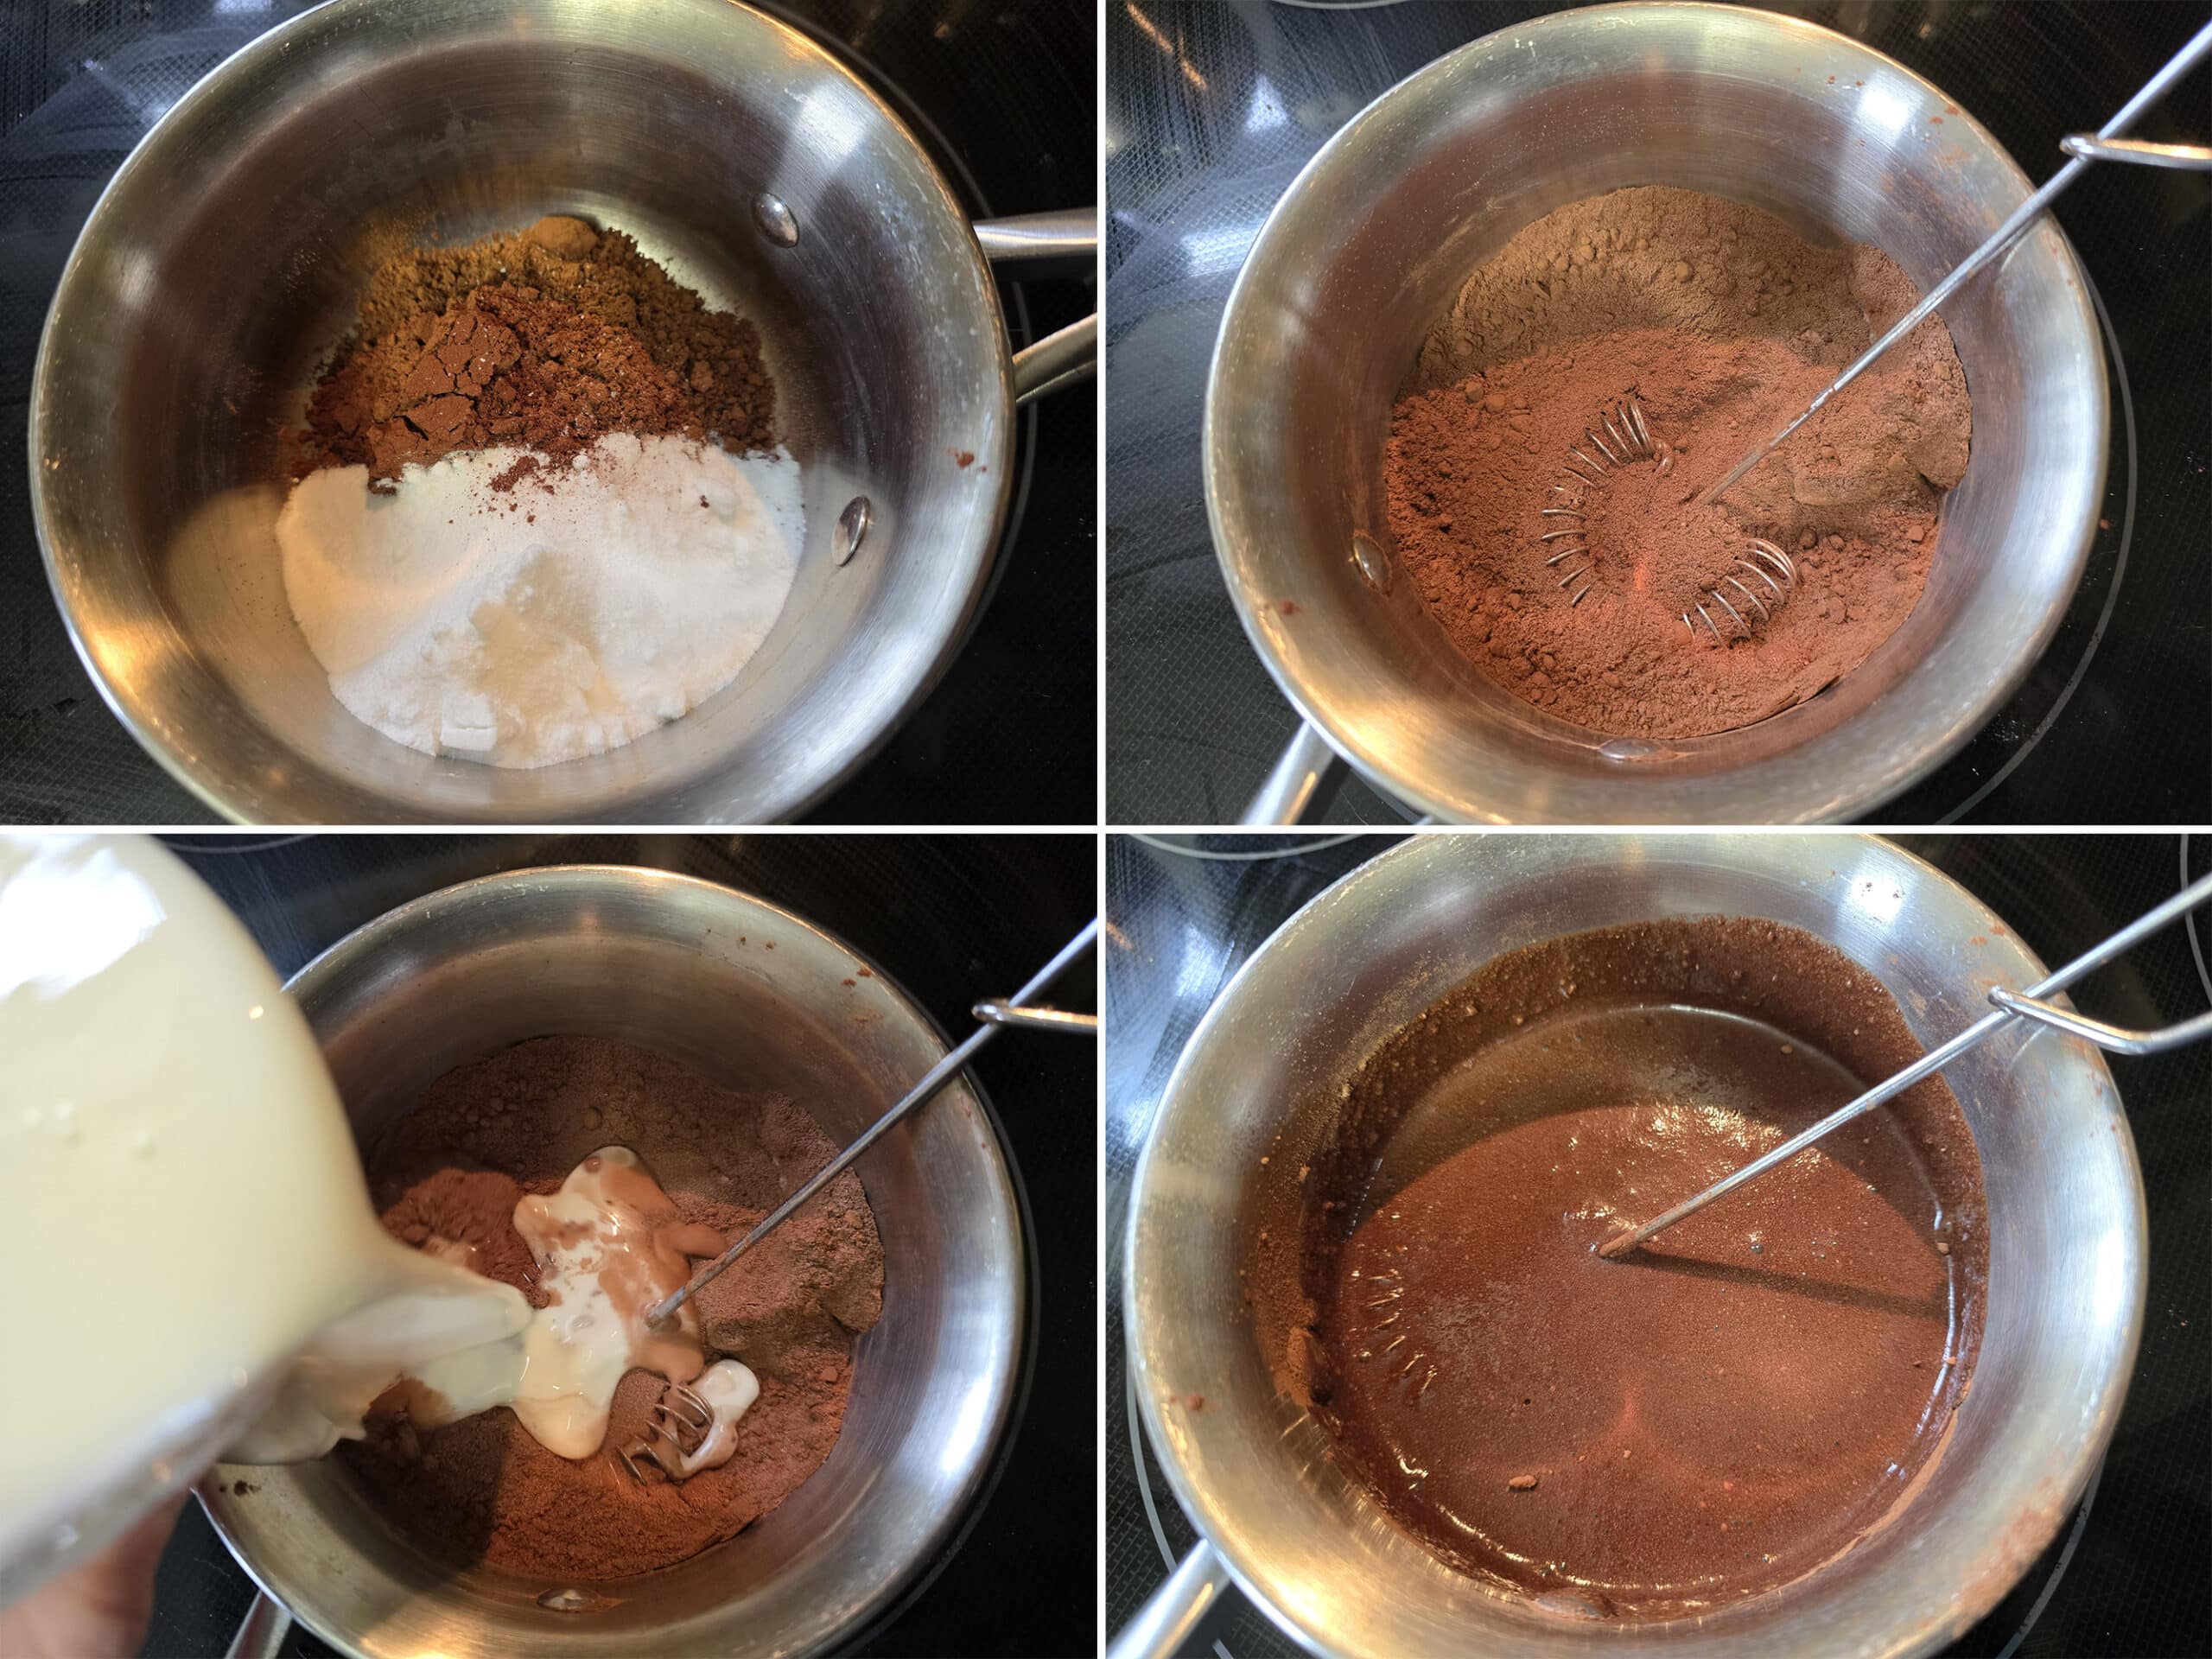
[975,207,1096,272]
[1108,1540,1233,1659]
[1242,721,1349,826]
[223,1592,293,1659]
[976,209,1098,404]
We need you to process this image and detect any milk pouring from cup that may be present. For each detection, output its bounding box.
[0,836,531,1605]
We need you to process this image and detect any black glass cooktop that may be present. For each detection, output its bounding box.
[138,831,1096,1658]
[1105,830,2212,1657]
[1104,2,2210,826]
[0,0,1094,827]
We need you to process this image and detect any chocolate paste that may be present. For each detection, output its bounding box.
[1387,186,1972,738]
[1249,917,1986,1621]
[340,1036,883,1581]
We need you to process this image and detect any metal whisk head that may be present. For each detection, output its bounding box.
[1541,397,1802,640]
[1539,397,1661,606]
[1563,397,1659,483]
[1683,539,1797,642]
[612,1380,715,1483]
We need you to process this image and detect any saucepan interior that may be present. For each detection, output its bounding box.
[203,869,1023,1658]
[1128,835,2142,1657]
[33,0,1011,823]
[1206,3,2104,823]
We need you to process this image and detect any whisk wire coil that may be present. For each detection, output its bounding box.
[1685,538,1797,641]
[613,1379,715,1483]
[1537,399,1798,638]
[1538,397,1656,607]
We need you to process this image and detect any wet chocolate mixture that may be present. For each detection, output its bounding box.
[1250,918,1986,1621]
[341,1036,884,1581]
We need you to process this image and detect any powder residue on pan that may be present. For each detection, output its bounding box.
[1243,917,1986,1621]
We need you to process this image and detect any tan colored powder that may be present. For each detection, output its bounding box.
[1390,186,1971,738]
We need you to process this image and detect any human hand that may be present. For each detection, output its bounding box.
[0,1495,184,1659]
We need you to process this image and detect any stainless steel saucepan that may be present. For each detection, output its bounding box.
[1117,834,2144,1659]
[1211,4,2107,824]
[31,0,1095,823]
[203,867,1024,1658]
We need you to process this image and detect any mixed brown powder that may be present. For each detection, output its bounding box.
[342,1035,883,1581]
[294,216,777,487]
[1389,187,1972,738]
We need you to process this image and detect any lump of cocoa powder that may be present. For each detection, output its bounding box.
[522,213,601,261]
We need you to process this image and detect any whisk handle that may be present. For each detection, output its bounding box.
[2060,134,2212,171]
[1606,868,2212,1255]
[647,918,1100,1324]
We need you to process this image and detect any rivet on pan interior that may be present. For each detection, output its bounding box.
[537,1589,600,1613]
[1350,531,1391,594]
[753,193,799,247]
[833,496,872,566]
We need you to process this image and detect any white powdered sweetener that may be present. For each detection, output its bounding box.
[276,434,802,768]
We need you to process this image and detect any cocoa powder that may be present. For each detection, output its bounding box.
[378,1168,538,1293]
[295,216,777,486]
[1389,187,1971,738]
[341,1036,884,1581]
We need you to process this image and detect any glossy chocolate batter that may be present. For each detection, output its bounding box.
[1253,918,1986,1622]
